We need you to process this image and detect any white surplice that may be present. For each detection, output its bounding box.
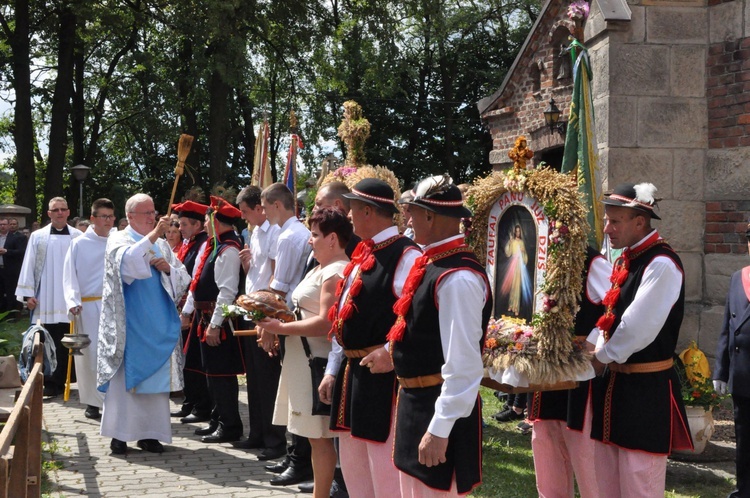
[62,226,108,408]
[16,224,83,324]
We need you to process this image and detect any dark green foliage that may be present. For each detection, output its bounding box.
[1,0,540,214]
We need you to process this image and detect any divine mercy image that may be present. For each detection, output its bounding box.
[494,205,537,322]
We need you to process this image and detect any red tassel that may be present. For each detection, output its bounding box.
[386,318,406,342]
[613,268,628,286]
[393,295,411,316]
[342,262,355,278]
[360,254,376,272]
[327,319,341,342]
[596,313,615,332]
[339,303,354,321]
[602,287,620,307]
[327,304,337,323]
[349,278,363,296]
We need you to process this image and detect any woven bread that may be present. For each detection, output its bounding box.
[235,290,296,323]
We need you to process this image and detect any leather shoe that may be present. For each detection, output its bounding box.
[110,438,127,455]
[201,427,242,443]
[194,423,218,436]
[84,406,101,419]
[136,439,164,453]
[170,406,192,418]
[230,438,264,450]
[257,445,286,461]
[270,466,314,486]
[181,412,211,424]
[265,461,288,474]
[298,481,314,493]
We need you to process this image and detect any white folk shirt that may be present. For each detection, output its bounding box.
[589,230,683,364]
[16,224,82,324]
[326,226,420,376]
[182,240,242,328]
[418,234,489,438]
[270,216,311,308]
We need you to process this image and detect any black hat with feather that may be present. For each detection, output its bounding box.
[602,182,662,220]
[400,174,472,219]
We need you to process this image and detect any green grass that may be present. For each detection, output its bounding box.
[474,387,736,498]
[472,388,536,497]
[0,311,27,356]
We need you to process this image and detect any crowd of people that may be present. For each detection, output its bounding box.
[7,176,749,498]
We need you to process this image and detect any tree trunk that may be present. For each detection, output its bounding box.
[9,0,37,223]
[44,5,76,217]
[236,91,256,176]
[178,38,202,195]
[208,69,230,186]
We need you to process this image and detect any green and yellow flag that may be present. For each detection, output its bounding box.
[561,38,603,249]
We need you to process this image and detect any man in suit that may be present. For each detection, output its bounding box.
[714,221,750,498]
[0,218,10,312]
[3,218,27,315]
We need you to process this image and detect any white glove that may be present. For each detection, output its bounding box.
[713,380,728,395]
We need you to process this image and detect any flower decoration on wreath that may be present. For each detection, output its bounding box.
[466,164,592,385]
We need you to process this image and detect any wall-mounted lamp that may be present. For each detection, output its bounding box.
[543,98,567,135]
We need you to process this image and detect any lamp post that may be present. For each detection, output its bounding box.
[70,164,91,218]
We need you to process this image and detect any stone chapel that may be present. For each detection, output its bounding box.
[477,0,750,355]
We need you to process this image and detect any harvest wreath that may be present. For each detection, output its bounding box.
[466,165,593,385]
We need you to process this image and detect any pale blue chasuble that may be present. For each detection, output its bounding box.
[122,233,180,393]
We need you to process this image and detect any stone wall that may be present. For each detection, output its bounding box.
[585,0,713,352]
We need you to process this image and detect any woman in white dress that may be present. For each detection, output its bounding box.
[258,207,351,498]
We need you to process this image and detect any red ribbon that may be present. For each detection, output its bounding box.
[386,237,468,343]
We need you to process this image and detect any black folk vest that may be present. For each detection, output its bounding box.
[612,242,684,364]
[392,251,492,378]
[340,236,419,349]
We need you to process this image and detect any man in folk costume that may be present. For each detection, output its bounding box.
[182,196,246,443]
[713,221,750,498]
[232,185,286,458]
[16,197,83,397]
[320,178,420,498]
[98,193,190,455]
[388,175,491,497]
[527,246,611,498]
[589,182,693,497]
[172,201,212,424]
[62,198,116,420]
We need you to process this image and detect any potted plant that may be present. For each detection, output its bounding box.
[674,342,729,454]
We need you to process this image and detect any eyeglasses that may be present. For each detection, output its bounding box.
[130,211,157,217]
[49,208,69,213]
[170,221,180,228]
[95,215,116,220]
